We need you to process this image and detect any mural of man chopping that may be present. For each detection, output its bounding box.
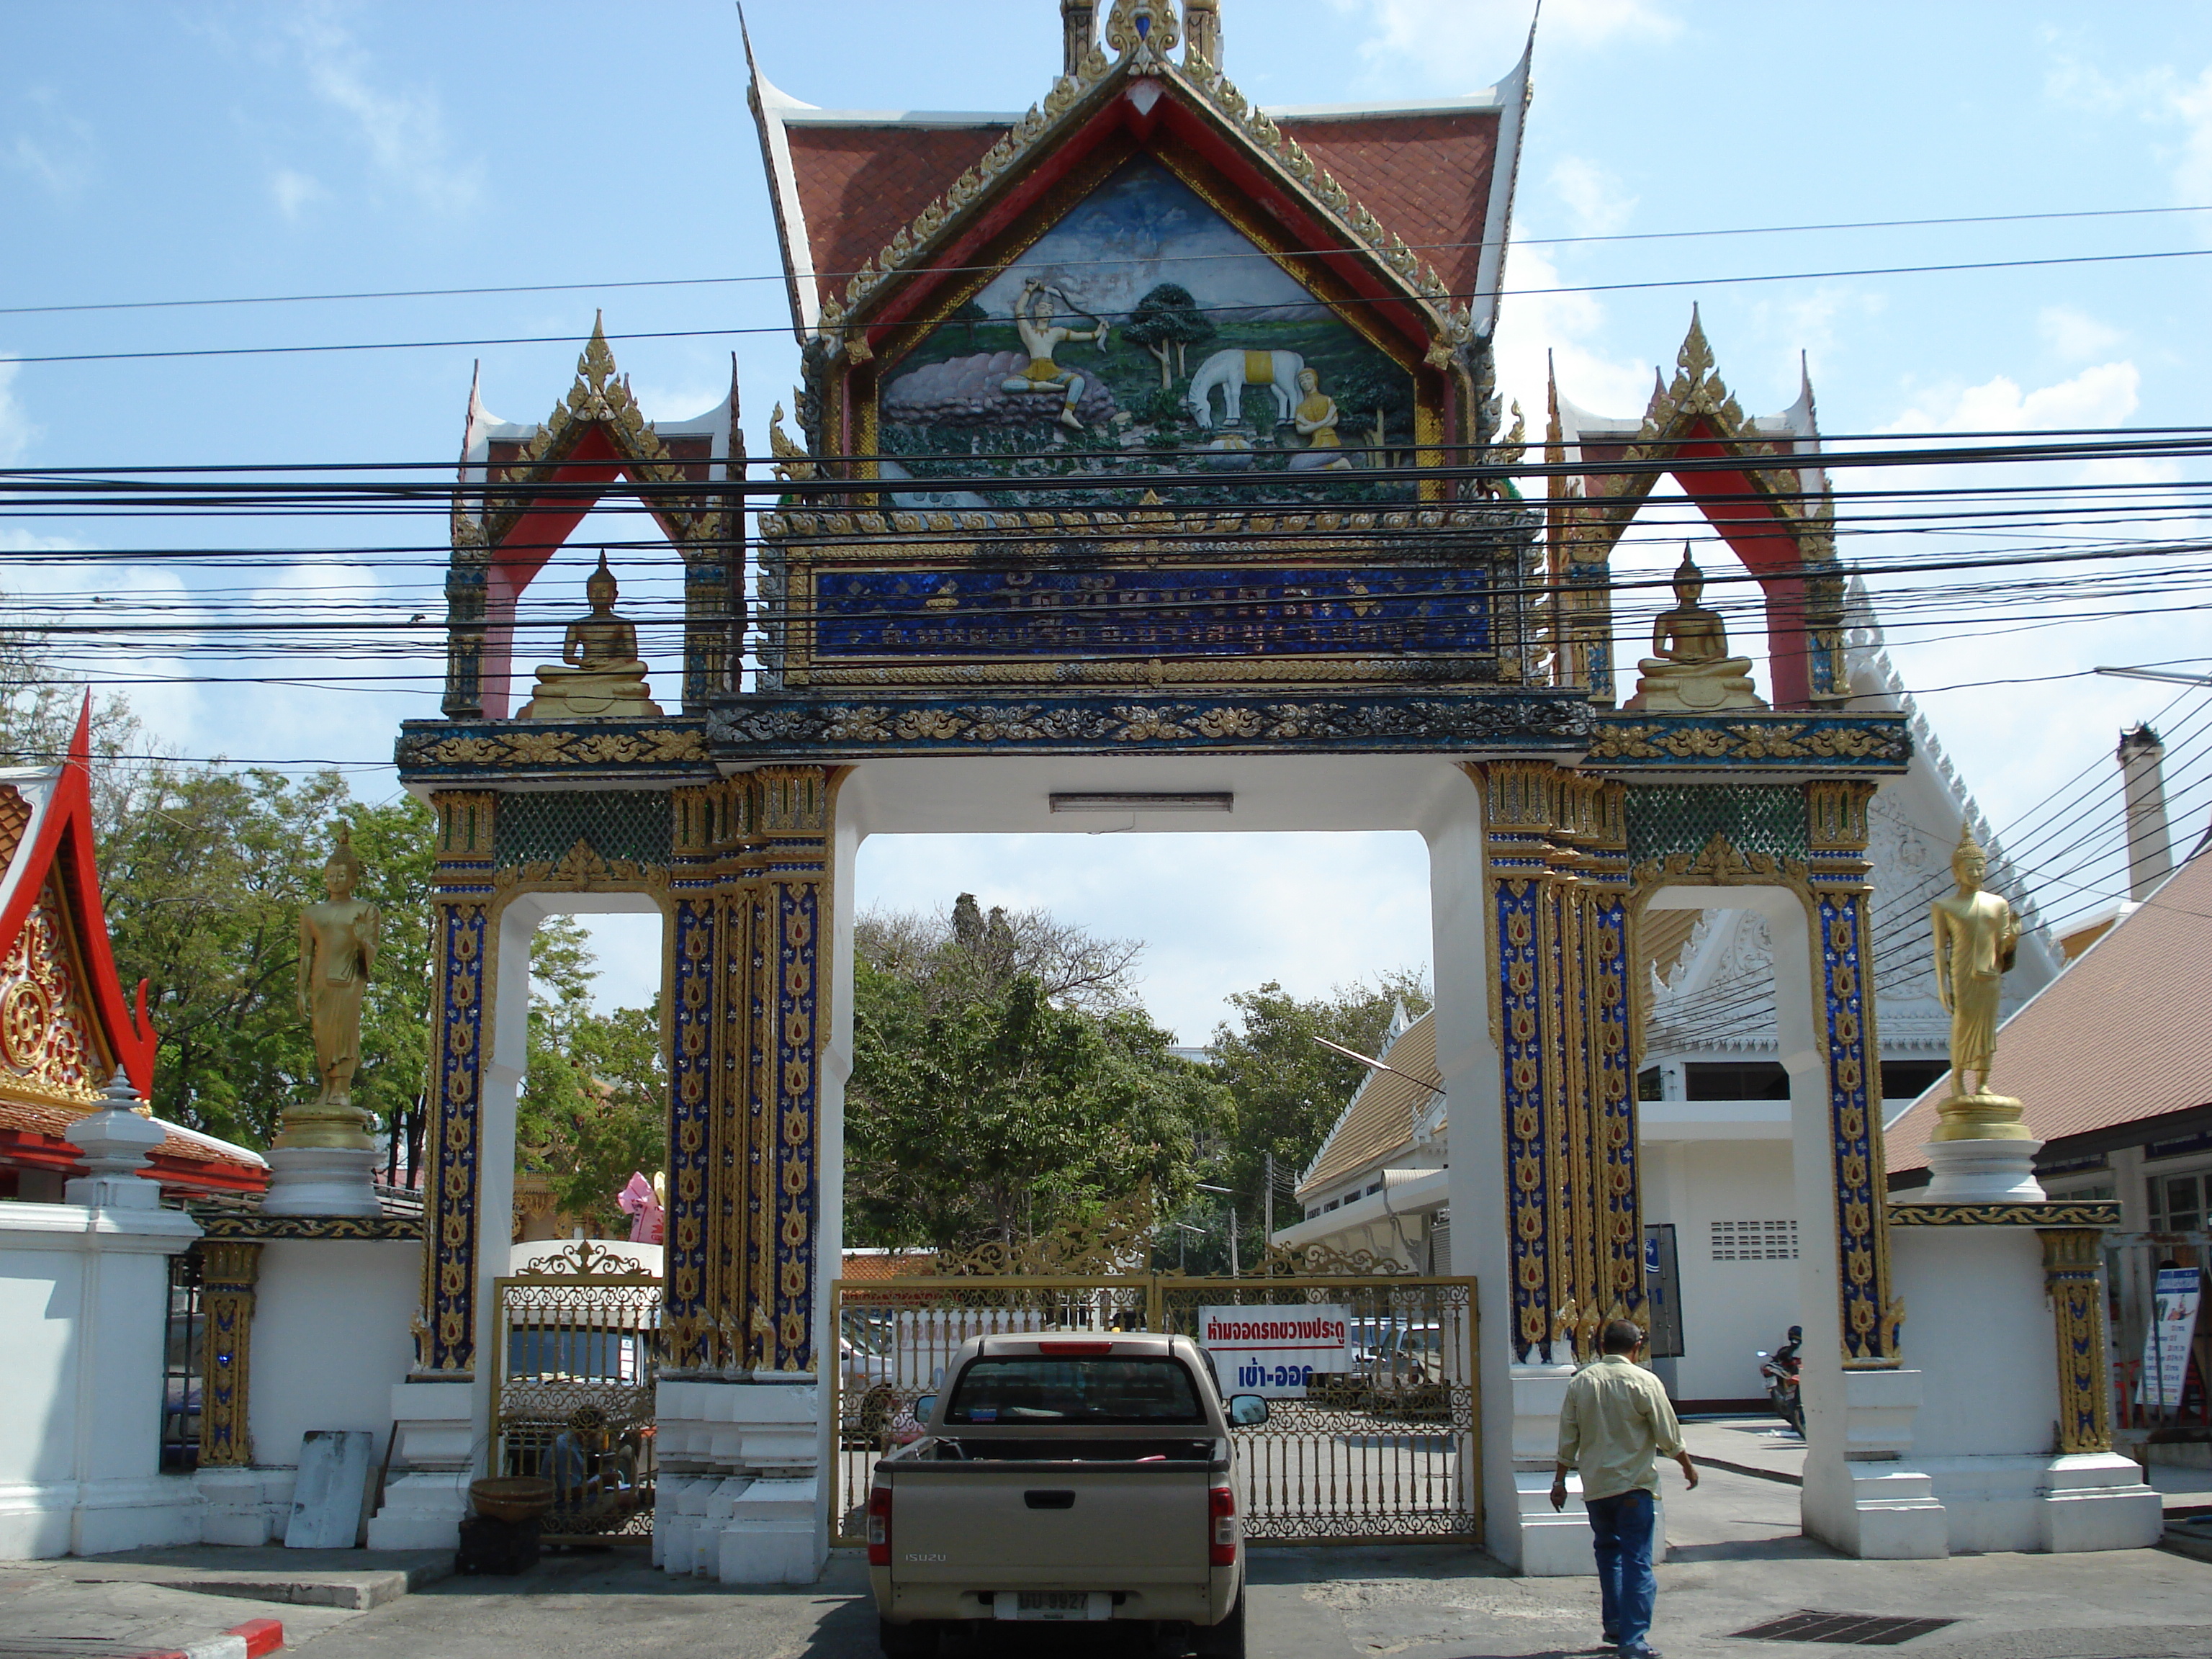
[1000,277,1112,431]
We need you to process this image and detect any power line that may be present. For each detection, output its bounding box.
[12,244,2212,369]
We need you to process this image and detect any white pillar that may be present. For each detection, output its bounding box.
[1426,773,1587,1572]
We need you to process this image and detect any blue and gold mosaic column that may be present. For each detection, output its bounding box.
[418,791,495,1375]
[1474,762,1642,1364]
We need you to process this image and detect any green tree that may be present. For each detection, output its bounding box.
[1123,283,1215,387]
[845,897,1226,1251]
[1208,971,1432,1246]
[513,918,667,1237]
[1331,367,1416,462]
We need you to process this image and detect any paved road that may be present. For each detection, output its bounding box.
[283,1467,2212,1659]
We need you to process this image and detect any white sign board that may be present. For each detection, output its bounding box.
[2139,1267,2202,1409]
[1199,1305,1352,1398]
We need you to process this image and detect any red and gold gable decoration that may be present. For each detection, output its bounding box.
[0,881,107,1107]
[0,701,158,1112]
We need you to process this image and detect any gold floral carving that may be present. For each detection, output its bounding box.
[491,840,671,899]
[1591,721,1907,765]
[197,1238,262,1468]
[2041,1227,2112,1454]
[413,727,709,770]
[0,884,106,1107]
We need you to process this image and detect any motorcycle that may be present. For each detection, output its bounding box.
[1755,1325,1804,1436]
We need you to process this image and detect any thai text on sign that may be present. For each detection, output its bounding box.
[2139,1266,2202,1409]
[1197,1304,1353,1398]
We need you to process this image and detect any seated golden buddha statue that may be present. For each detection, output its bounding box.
[518,553,663,720]
[1622,549,1766,714]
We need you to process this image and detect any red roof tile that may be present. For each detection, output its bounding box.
[1279,112,1501,304]
[1887,851,2212,1172]
[787,124,1011,291]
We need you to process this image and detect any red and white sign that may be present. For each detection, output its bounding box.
[1198,1304,1352,1398]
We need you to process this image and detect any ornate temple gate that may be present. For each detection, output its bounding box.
[830,1264,1479,1548]
[491,1241,660,1543]
[382,0,1940,1578]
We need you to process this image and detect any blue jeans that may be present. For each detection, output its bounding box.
[1586,1488,1657,1652]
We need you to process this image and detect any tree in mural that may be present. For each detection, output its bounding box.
[1332,367,1416,462]
[1123,283,1215,389]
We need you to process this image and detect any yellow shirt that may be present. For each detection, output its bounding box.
[1555,1354,1683,1501]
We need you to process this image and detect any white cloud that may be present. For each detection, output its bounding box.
[1549,156,1636,236]
[2036,305,2125,364]
[1490,242,1652,436]
[270,168,328,220]
[0,359,39,464]
[2043,35,2212,217]
[1890,359,2141,434]
[286,6,482,215]
[4,91,96,197]
[1326,0,1674,91]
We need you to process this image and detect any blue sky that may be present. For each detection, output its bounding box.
[6,1,2211,1038]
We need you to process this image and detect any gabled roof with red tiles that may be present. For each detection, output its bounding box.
[1886,846,2212,1175]
[746,14,1530,351]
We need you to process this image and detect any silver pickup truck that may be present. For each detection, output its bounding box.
[866,1331,1267,1658]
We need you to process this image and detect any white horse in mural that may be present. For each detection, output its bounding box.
[1187,347,1305,430]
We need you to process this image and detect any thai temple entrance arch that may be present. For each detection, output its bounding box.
[380,0,1979,1581]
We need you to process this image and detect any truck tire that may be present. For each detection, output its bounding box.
[878,1617,938,1658]
[1194,1593,1246,1659]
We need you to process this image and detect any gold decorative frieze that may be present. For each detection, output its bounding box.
[401,726,709,771]
[197,1238,262,1467]
[2041,1227,2113,1453]
[1591,717,1910,768]
[490,840,670,899]
[1887,1200,2122,1228]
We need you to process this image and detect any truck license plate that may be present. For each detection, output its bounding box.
[996,1591,1110,1622]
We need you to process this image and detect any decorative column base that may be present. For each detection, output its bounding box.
[653,1379,827,1583]
[1802,1367,1948,1560]
[1916,1138,2046,1204]
[1498,1364,1611,1577]
[261,1147,382,1217]
[364,1380,476,1550]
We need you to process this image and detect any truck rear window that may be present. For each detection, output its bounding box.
[945,1357,1206,1425]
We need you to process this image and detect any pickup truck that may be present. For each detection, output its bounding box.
[866,1331,1268,1658]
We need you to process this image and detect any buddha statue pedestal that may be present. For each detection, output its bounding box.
[517,672,662,721]
[517,552,662,721]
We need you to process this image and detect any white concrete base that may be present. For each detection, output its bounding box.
[193,1466,295,1546]
[364,1381,476,1550]
[1925,1452,2162,1552]
[1915,1138,2046,1203]
[652,1381,829,1583]
[1803,1367,1948,1559]
[0,1476,207,1558]
[1492,1362,1669,1577]
[364,1472,470,1550]
[261,1146,382,1217]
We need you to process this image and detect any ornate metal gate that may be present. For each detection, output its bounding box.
[832,1261,1478,1549]
[492,1241,660,1543]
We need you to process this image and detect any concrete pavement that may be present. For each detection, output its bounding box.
[9,1468,2212,1657]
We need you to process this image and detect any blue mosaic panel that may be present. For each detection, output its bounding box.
[1495,877,1550,1363]
[665,896,716,1364]
[812,567,1488,658]
[1816,889,1886,1363]
[429,901,487,1372]
[773,883,821,1372]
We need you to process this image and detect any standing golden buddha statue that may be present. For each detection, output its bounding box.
[279,827,381,1151]
[1929,825,2029,1141]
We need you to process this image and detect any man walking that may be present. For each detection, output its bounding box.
[1550,1318,1698,1658]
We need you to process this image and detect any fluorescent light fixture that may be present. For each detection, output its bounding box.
[1048,792,1233,813]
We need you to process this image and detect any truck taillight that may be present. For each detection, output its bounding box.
[868,1485,891,1566]
[1209,1484,1238,1566]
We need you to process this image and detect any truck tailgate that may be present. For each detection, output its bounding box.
[891,1464,1209,1585]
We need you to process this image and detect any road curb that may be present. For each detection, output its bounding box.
[123,1617,284,1659]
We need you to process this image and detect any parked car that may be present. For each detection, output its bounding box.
[866,1332,1264,1658]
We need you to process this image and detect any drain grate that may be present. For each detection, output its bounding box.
[1731,1611,1960,1646]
